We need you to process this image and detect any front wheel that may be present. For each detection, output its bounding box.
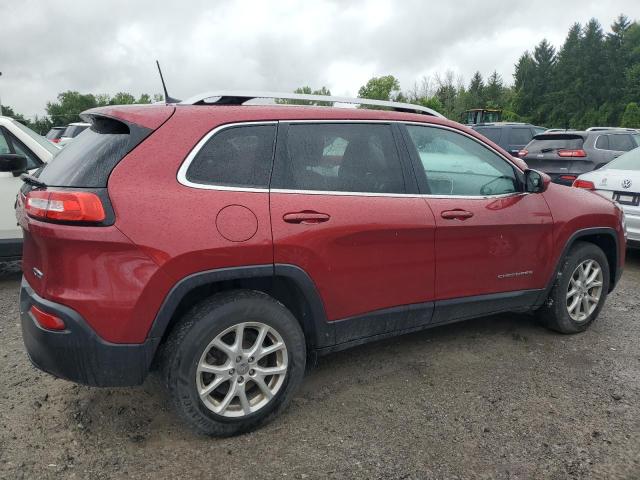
[162,290,306,436]
[538,242,610,334]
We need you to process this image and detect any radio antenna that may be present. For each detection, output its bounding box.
[156,60,181,103]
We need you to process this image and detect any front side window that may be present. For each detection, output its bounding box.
[405,125,519,196]
[273,123,405,194]
[186,124,276,188]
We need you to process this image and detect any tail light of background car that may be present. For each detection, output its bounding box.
[558,149,587,157]
[572,179,595,190]
[518,150,528,157]
[25,190,106,223]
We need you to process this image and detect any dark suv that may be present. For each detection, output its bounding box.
[472,122,546,157]
[520,130,640,186]
[13,92,626,436]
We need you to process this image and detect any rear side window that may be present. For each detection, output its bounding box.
[272,123,405,194]
[185,124,276,188]
[473,127,501,143]
[37,117,148,187]
[608,134,635,152]
[526,134,584,152]
[595,135,609,150]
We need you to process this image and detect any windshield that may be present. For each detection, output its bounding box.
[11,119,60,155]
[603,146,640,171]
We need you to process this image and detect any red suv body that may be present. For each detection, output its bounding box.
[16,99,626,435]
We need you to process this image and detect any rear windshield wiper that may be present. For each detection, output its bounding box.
[20,173,47,188]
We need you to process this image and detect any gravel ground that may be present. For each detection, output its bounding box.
[0,252,639,479]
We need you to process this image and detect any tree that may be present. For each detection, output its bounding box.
[109,92,137,105]
[484,71,505,108]
[621,102,640,127]
[276,86,334,106]
[357,75,401,101]
[467,71,485,108]
[46,91,98,125]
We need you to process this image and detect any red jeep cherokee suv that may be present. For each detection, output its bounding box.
[14,92,625,436]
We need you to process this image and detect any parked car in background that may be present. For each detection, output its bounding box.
[586,127,639,133]
[58,122,90,147]
[519,130,640,186]
[0,116,58,258]
[45,126,66,144]
[15,92,625,436]
[574,146,640,248]
[472,122,546,157]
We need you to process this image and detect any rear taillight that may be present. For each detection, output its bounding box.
[30,305,65,331]
[25,190,106,223]
[558,149,587,157]
[572,179,595,190]
[560,175,578,182]
[518,149,528,157]
[51,138,61,143]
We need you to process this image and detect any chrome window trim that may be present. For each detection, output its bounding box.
[177,119,526,198]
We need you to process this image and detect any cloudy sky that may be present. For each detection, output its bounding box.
[1,0,637,118]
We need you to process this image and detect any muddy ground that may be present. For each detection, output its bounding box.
[0,252,638,479]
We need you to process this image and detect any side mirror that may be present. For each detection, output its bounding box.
[0,154,28,177]
[525,169,551,193]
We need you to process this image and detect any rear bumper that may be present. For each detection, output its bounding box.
[20,277,158,387]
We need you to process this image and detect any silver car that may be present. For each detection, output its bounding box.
[575,147,640,248]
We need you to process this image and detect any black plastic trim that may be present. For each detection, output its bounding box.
[20,278,158,387]
[535,227,621,306]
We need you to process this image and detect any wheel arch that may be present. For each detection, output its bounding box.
[148,264,332,361]
[547,227,620,296]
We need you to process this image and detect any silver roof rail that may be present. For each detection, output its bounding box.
[179,90,445,118]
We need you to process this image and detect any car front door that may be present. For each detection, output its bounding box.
[269,122,436,346]
[0,128,42,241]
[401,123,554,323]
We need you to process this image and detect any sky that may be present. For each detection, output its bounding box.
[0,0,638,118]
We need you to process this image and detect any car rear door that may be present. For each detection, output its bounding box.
[400,123,554,323]
[269,122,436,346]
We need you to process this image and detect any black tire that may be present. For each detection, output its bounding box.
[162,290,306,436]
[537,241,610,334]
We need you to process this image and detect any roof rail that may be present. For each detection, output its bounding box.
[179,90,445,118]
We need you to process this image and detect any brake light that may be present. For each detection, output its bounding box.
[25,190,106,223]
[518,149,528,157]
[572,179,595,190]
[51,138,61,143]
[560,175,577,182]
[558,149,587,157]
[30,305,65,331]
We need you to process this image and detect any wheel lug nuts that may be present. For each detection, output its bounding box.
[249,369,255,376]
[236,356,242,363]
[229,368,235,375]
[238,376,244,383]
[248,356,254,363]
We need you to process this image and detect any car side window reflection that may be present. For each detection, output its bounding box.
[405,125,519,196]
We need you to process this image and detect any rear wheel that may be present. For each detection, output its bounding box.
[538,242,610,333]
[162,290,306,436]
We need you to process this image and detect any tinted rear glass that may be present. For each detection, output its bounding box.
[46,129,64,140]
[604,147,640,171]
[37,119,134,187]
[509,128,533,145]
[63,124,89,138]
[473,127,501,143]
[527,134,584,152]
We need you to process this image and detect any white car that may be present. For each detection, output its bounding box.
[574,147,640,248]
[0,116,59,258]
[58,122,90,147]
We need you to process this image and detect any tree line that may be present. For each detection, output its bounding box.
[3,13,639,134]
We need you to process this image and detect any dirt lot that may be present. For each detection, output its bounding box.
[0,252,639,480]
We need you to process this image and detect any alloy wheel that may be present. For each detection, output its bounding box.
[566,259,604,322]
[196,322,288,418]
